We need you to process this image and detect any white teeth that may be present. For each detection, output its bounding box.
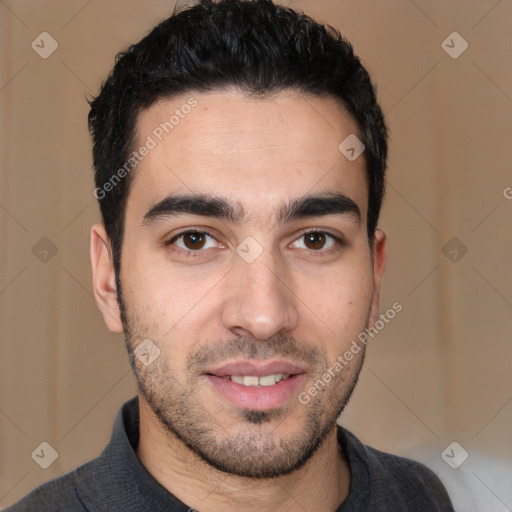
[230,374,291,387]
[243,376,259,387]
[259,375,276,387]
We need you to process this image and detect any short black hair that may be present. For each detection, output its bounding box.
[88,0,388,279]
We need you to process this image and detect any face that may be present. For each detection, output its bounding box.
[93,89,386,478]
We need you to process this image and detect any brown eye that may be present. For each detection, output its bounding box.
[290,231,340,253]
[167,230,221,256]
[304,232,326,250]
[182,231,207,250]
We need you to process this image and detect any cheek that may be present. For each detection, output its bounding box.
[120,251,223,344]
[122,263,176,321]
[297,264,373,324]
[293,261,374,360]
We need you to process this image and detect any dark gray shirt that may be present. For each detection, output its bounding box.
[6,397,454,511]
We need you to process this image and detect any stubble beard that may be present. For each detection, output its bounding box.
[117,282,367,479]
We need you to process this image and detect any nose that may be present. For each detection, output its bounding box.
[220,246,299,341]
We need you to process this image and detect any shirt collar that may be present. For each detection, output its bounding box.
[76,396,358,511]
[74,396,191,511]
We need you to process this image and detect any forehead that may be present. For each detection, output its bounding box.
[127,89,368,222]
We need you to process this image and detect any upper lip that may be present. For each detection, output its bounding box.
[206,361,306,377]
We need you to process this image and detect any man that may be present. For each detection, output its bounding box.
[6,0,454,510]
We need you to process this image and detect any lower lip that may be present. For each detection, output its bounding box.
[205,374,307,411]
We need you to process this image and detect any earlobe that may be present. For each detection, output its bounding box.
[90,223,124,333]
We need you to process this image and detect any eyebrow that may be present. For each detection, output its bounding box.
[141,192,361,227]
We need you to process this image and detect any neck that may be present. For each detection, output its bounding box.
[136,395,351,512]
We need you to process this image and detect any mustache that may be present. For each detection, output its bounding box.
[186,333,327,372]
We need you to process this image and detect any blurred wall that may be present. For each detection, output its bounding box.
[1,0,511,509]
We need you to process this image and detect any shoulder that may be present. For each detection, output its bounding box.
[339,427,454,511]
[3,460,97,512]
[4,399,137,512]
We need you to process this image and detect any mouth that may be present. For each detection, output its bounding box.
[225,373,291,387]
[203,361,307,411]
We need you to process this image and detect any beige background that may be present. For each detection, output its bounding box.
[1,0,511,510]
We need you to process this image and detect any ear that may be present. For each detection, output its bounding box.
[368,229,387,328]
[90,223,124,333]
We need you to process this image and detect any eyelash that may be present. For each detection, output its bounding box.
[165,229,345,258]
[165,230,218,259]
